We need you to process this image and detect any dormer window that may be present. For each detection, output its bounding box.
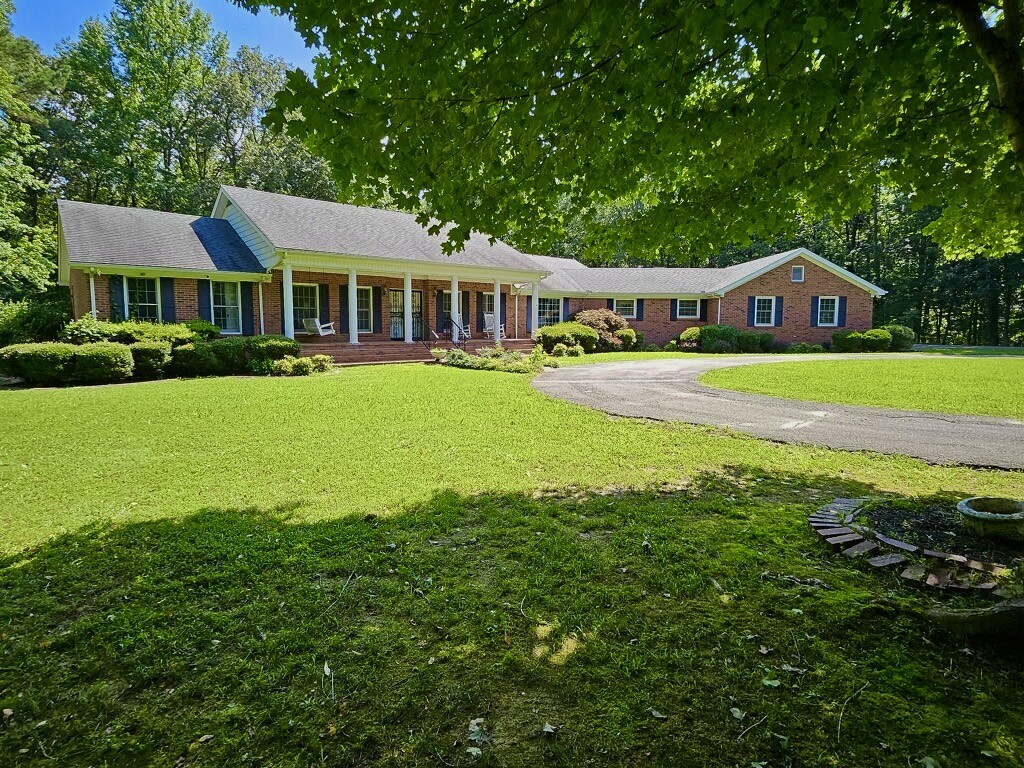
[791,265,805,282]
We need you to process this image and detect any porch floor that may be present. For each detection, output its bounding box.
[298,337,537,365]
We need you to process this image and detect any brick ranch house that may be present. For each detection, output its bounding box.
[57,186,886,361]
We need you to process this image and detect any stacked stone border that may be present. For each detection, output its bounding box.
[810,498,1011,593]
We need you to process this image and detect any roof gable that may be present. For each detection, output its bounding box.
[714,248,887,297]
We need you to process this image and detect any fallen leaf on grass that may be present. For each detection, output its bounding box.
[647,708,667,720]
[197,735,214,744]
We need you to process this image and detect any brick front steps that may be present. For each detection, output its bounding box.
[299,338,537,365]
[809,499,1010,594]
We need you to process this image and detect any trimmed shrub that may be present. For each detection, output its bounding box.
[788,342,813,354]
[74,342,134,384]
[0,342,77,385]
[771,339,791,353]
[862,328,892,352]
[571,309,629,351]
[810,344,826,353]
[61,318,195,347]
[736,331,761,353]
[566,344,585,357]
[700,324,739,353]
[291,356,315,376]
[831,330,864,352]
[757,332,775,352]
[0,294,72,346]
[271,356,295,376]
[615,328,637,350]
[536,321,599,353]
[185,319,221,340]
[634,330,645,349]
[169,342,222,378]
[248,335,300,361]
[130,341,172,379]
[310,354,334,373]
[210,337,249,375]
[880,324,915,352]
[676,327,701,349]
[663,339,679,352]
[59,315,109,345]
[439,345,546,373]
[551,342,569,357]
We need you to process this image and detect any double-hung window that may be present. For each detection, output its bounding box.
[676,299,700,319]
[292,283,319,332]
[356,286,372,333]
[614,298,636,319]
[125,277,160,322]
[481,292,495,315]
[537,297,561,327]
[212,281,241,334]
[754,296,776,327]
[817,296,838,327]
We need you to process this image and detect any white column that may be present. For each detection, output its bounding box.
[89,273,97,318]
[531,282,540,339]
[492,278,502,341]
[282,263,295,339]
[258,281,265,335]
[348,268,359,344]
[450,274,460,343]
[403,272,414,343]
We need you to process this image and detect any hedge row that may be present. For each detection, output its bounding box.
[59,316,220,347]
[668,325,778,353]
[0,335,304,386]
[832,325,915,352]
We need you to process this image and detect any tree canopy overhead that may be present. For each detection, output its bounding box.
[240,0,1024,258]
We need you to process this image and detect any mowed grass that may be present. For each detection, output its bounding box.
[2,365,1024,766]
[701,357,1024,419]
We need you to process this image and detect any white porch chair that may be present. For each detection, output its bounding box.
[302,317,336,336]
[483,313,505,340]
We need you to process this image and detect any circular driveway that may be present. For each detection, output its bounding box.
[532,354,1024,469]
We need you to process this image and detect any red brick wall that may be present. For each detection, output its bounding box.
[562,296,721,347]
[719,257,874,344]
[69,269,92,319]
[174,278,199,325]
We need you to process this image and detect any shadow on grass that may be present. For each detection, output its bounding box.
[1,469,1022,767]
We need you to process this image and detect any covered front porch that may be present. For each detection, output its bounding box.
[265,256,545,362]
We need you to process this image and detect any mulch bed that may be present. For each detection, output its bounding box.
[863,503,1024,566]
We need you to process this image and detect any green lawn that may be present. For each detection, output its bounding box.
[701,357,1024,419]
[2,365,1023,766]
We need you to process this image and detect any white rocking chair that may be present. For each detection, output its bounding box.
[302,317,336,336]
[483,313,505,340]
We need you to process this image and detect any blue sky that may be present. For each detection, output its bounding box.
[11,0,317,70]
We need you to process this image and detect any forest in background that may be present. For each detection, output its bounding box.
[1,0,1021,346]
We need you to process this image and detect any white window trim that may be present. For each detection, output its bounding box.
[124,277,161,322]
[754,296,776,327]
[791,265,805,283]
[356,285,373,334]
[293,282,319,334]
[210,280,242,335]
[481,291,495,314]
[817,295,839,327]
[676,298,700,319]
[613,298,637,319]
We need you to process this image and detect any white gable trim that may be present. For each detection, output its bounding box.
[715,248,887,297]
[211,187,280,269]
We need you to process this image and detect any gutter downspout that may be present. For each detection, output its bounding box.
[717,295,722,324]
[258,281,265,335]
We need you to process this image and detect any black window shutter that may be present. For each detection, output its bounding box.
[562,297,570,320]
[838,296,848,327]
[319,284,330,324]
[500,292,507,327]
[160,277,175,322]
[109,275,125,320]
[461,291,469,329]
[373,286,383,333]
[670,299,678,321]
[476,291,484,331]
[339,284,349,333]
[746,296,755,327]
[436,290,445,332]
[606,298,615,310]
[241,283,255,335]
[774,296,784,327]
[526,295,532,332]
[810,296,819,327]
[636,298,645,321]
[699,299,708,321]
[197,279,212,323]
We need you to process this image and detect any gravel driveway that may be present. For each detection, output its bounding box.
[532,354,1024,469]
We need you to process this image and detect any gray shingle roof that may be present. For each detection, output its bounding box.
[222,186,546,275]
[537,250,810,296]
[59,200,265,274]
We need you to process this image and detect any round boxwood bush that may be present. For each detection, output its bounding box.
[170,342,222,378]
[757,332,775,352]
[551,342,568,357]
[831,330,864,352]
[861,328,892,352]
[210,337,249,375]
[566,344,585,357]
[0,342,78,385]
[75,342,134,384]
[663,339,679,352]
[614,328,637,350]
[676,327,701,349]
[309,354,334,373]
[700,324,739,352]
[130,341,172,379]
[736,330,761,352]
[880,324,915,351]
[536,322,599,353]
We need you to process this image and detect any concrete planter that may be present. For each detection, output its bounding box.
[956,497,1024,542]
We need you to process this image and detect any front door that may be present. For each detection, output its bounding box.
[390,289,423,340]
